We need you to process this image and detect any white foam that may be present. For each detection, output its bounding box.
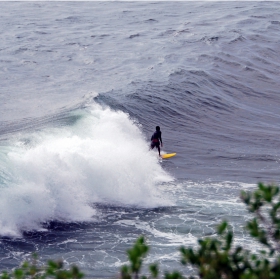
[0,103,173,237]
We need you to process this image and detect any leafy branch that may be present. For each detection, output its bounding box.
[1,254,83,279]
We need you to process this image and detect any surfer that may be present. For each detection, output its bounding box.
[150,126,163,156]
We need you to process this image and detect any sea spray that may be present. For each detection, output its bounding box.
[0,103,173,236]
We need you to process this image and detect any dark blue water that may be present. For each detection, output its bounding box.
[1,1,280,278]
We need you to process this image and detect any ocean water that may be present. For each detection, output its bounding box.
[1,1,280,278]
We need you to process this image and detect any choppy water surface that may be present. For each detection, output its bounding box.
[1,1,280,277]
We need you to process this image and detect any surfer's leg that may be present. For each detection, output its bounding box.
[157,143,161,156]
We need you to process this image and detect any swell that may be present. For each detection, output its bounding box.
[96,59,280,182]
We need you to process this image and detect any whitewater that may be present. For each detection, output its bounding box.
[1,1,280,277]
[0,104,173,236]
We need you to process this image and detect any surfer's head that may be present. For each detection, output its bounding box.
[156,126,160,131]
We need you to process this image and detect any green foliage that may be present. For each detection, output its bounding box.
[0,254,83,279]
[164,271,183,279]
[241,183,280,251]
[121,236,182,279]
[178,183,280,278]
[120,183,280,278]
[121,236,153,279]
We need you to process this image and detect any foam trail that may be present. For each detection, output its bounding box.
[0,103,173,236]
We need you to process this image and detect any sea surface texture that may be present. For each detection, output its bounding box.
[1,1,280,277]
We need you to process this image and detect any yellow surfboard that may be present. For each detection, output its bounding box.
[161,153,176,159]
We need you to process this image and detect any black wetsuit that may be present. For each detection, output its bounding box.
[150,130,162,149]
